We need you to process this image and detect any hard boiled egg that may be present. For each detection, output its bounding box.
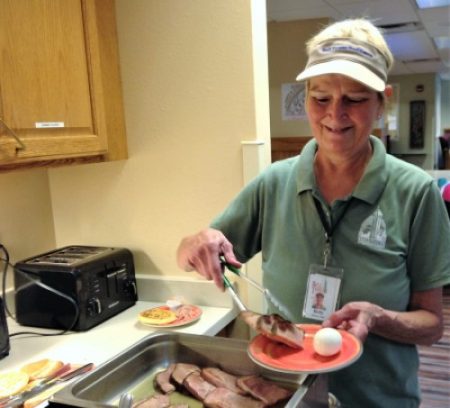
[313,328,342,356]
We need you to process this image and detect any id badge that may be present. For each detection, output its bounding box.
[302,264,343,321]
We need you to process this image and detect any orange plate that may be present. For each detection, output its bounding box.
[248,324,362,374]
[138,305,202,328]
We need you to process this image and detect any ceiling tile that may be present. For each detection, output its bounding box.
[434,36,450,48]
[405,59,447,73]
[384,30,439,60]
[389,61,414,75]
[328,0,378,3]
[436,45,450,66]
[267,0,328,13]
[418,6,450,36]
[325,0,419,25]
[267,8,339,22]
[267,1,340,22]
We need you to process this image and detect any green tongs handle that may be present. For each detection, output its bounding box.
[221,267,247,312]
[220,257,265,293]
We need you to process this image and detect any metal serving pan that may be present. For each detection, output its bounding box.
[50,331,319,408]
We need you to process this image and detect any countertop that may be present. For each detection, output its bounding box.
[1,275,239,372]
[1,275,325,408]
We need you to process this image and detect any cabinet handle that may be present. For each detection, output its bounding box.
[0,118,26,151]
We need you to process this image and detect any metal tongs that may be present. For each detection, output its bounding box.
[220,257,268,296]
[220,257,296,322]
[222,273,247,312]
[220,257,266,312]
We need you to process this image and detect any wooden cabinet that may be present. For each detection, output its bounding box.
[271,137,313,162]
[0,0,127,171]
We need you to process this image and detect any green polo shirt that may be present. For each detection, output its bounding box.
[211,136,450,408]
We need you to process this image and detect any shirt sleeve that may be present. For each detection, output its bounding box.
[210,174,265,263]
[407,179,450,290]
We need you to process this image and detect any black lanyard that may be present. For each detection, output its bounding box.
[313,197,352,267]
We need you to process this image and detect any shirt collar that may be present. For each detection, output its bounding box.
[296,135,387,204]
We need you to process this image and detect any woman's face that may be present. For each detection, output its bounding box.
[306,74,383,158]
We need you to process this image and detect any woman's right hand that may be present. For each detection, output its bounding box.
[176,228,241,290]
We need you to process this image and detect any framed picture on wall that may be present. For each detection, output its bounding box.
[281,83,307,120]
[409,100,425,149]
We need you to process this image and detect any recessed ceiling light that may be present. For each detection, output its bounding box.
[415,0,450,8]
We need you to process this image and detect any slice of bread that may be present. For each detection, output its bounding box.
[20,359,65,381]
[0,370,29,398]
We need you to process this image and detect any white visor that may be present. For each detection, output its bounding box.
[296,59,386,91]
[296,38,389,92]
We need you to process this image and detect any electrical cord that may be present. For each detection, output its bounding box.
[0,244,80,337]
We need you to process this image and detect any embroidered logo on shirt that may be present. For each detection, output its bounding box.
[357,208,387,249]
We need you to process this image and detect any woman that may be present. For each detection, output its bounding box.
[177,19,450,407]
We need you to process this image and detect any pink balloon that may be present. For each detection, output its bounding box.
[442,183,450,202]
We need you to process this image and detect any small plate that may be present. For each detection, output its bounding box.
[248,324,362,374]
[138,305,202,328]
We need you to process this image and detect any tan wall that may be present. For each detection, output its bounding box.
[0,169,55,286]
[47,0,270,276]
[268,18,329,138]
[388,73,436,169]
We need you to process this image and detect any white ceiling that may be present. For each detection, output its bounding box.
[266,0,450,79]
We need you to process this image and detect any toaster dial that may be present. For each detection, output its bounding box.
[87,297,102,316]
[124,278,137,297]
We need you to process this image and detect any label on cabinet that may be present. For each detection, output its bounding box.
[35,122,65,128]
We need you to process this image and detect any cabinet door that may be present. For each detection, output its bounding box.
[0,0,127,168]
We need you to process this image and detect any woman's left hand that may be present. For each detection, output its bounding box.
[323,288,444,345]
[322,301,386,342]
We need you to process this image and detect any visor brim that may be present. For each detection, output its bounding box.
[296,60,386,92]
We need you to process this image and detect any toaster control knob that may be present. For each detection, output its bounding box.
[87,297,102,316]
[125,280,137,297]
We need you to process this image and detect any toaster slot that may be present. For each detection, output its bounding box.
[106,270,119,297]
[106,265,128,297]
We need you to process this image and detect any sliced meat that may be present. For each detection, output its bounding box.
[240,311,305,349]
[171,363,200,385]
[183,371,216,401]
[237,375,293,405]
[154,364,176,394]
[203,387,265,408]
[201,367,246,395]
[133,393,170,408]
